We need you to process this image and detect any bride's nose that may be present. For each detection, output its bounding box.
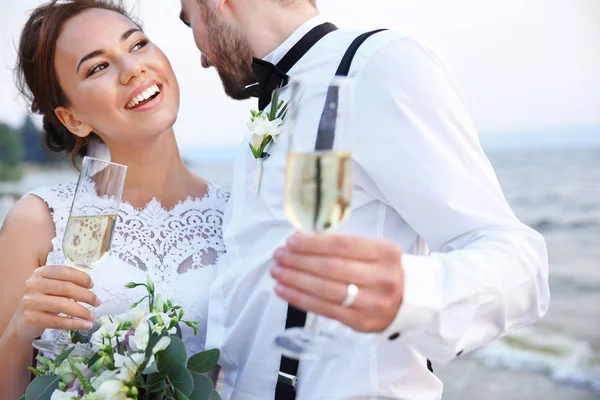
[119,59,146,85]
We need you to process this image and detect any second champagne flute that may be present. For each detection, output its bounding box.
[274,77,355,359]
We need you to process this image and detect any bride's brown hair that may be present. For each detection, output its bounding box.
[14,0,140,164]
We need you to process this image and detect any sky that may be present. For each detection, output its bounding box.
[0,0,599,148]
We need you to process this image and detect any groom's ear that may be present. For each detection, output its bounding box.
[54,106,94,138]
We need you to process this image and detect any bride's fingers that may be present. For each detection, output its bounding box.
[36,265,94,289]
[23,310,93,331]
[22,294,96,324]
[26,278,101,307]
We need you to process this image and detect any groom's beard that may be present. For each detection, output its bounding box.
[204,15,255,100]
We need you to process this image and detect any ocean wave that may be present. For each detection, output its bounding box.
[529,218,600,233]
[471,328,600,394]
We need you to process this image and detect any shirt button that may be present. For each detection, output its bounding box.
[388,332,401,341]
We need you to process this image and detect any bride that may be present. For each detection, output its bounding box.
[0,1,229,398]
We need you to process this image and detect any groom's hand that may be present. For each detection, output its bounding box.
[271,233,405,333]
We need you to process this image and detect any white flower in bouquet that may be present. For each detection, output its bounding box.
[24,276,218,400]
[130,321,150,353]
[96,315,113,326]
[151,336,171,355]
[90,322,125,350]
[90,370,119,391]
[114,353,145,382]
[115,306,146,328]
[94,379,128,400]
[148,312,177,335]
[50,389,78,400]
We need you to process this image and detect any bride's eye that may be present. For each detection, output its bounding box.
[131,39,149,52]
[87,62,108,77]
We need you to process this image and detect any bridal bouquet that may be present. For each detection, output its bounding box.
[22,277,220,400]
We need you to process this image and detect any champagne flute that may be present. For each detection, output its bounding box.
[33,156,127,356]
[274,77,355,359]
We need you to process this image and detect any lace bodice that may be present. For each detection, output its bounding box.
[31,181,229,356]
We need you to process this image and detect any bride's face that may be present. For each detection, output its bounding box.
[53,8,180,146]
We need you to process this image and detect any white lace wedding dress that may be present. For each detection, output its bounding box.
[30,181,229,356]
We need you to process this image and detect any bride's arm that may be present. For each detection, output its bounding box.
[0,195,54,399]
[0,195,98,400]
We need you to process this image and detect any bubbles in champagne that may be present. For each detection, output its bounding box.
[285,151,352,233]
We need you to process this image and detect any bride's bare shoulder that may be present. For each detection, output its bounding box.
[0,195,54,266]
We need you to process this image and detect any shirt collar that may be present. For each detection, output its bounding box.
[263,15,328,65]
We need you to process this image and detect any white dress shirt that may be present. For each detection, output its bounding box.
[206,16,550,400]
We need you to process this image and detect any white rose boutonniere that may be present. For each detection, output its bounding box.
[248,87,289,193]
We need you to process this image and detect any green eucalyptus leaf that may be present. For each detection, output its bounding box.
[186,349,220,374]
[175,389,190,400]
[142,371,168,389]
[158,337,187,372]
[25,375,60,400]
[188,371,214,400]
[146,380,168,394]
[168,365,194,397]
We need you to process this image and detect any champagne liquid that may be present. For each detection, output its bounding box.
[62,214,117,268]
[285,151,352,234]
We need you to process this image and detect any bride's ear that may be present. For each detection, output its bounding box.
[54,106,93,138]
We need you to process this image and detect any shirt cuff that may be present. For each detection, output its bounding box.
[377,253,441,343]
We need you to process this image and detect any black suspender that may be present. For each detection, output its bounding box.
[274,28,388,400]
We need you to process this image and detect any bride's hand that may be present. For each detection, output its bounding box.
[10,265,101,342]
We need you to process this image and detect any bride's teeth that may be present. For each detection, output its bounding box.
[128,85,161,108]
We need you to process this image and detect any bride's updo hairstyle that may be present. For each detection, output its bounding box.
[14,0,139,164]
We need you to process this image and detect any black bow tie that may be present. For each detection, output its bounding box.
[246,22,338,111]
[247,58,289,112]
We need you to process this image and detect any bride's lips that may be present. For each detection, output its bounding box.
[125,80,164,112]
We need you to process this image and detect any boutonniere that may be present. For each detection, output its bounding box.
[248,87,289,193]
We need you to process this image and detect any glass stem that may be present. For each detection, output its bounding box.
[305,313,319,335]
[57,329,72,344]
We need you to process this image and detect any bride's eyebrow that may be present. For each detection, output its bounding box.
[76,28,142,73]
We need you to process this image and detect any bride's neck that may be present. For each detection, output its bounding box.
[106,129,205,209]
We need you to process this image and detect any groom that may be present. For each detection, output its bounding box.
[178,0,550,399]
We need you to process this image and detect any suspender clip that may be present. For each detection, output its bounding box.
[278,371,297,390]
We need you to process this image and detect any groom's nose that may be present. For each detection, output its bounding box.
[201,54,212,69]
